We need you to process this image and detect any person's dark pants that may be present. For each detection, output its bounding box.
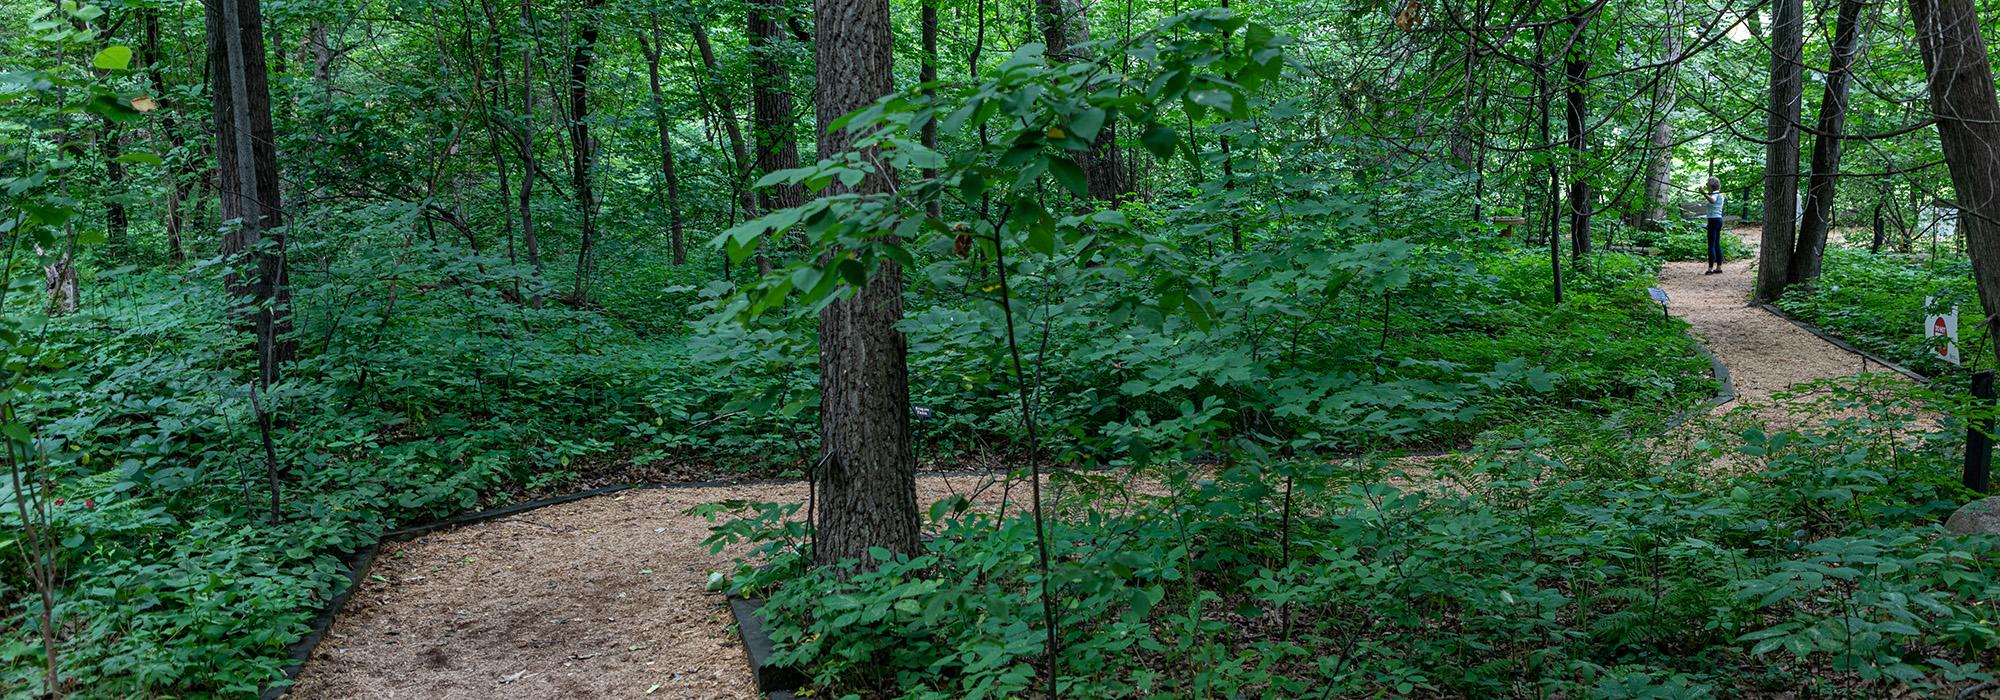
[1706,217,1724,266]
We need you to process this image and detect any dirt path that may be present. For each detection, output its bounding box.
[289,226,1900,699]
[1656,226,1904,424]
[286,473,1036,700]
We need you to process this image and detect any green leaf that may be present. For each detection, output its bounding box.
[1049,156,1088,198]
[1141,125,1179,159]
[113,152,163,166]
[1068,107,1107,143]
[836,258,868,286]
[867,546,892,561]
[93,46,133,70]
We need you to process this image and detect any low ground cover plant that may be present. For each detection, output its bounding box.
[1775,247,1989,378]
[716,379,1998,698]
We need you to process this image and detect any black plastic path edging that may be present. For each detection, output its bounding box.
[729,596,808,695]
[1757,303,1934,385]
[1656,338,1738,432]
[259,543,378,700]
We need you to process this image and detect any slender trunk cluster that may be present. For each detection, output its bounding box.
[1636,0,1682,226]
[1790,0,1865,285]
[691,21,765,272]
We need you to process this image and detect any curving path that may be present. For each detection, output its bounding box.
[1656,226,1908,423]
[286,225,1904,699]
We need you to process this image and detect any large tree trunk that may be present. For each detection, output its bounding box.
[638,29,688,267]
[207,0,291,385]
[812,0,920,568]
[749,0,804,215]
[1636,0,1682,226]
[1911,0,2000,363]
[1755,0,1805,302]
[1790,0,1865,284]
[566,0,604,303]
[1563,13,1590,261]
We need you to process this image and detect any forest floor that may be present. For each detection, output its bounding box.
[285,225,1912,700]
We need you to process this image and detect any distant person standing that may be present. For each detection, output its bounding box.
[1704,177,1726,274]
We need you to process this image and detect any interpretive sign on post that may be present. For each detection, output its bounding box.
[1647,287,1669,318]
[1926,296,1962,365]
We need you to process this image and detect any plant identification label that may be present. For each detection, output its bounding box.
[1926,296,1961,365]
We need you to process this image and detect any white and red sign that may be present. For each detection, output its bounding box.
[1926,296,1961,365]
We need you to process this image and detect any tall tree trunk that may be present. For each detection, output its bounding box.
[1636,0,1682,226]
[1790,0,1865,284]
[207,0,291,385]
[813,0,920,568]
[518,0,542,305]
[921,0,941,218]
[1755,0,1805,301]
[566,0,604,303]
[691,21,766,271]
[1563,15,1589,261]
[749,0,804,233]
[1535,25,1564,304]
[639,28,688,266]
[1911,0,2000,362]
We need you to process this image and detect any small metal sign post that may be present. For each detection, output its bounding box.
[1647,287,1670,319]
[1969,371,1995,494]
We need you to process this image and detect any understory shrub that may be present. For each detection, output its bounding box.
[1776,247,1987,377]
[715,378,1998,698]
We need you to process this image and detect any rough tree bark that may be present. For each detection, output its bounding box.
[1910,0,2000,362]
[812,0,920,568]
[1755,0,1805,302]
[206,0,292,385]
[566,0,604,303]
[638,26,687,266]
[749,0,804,215]
[1790,0,1866,285]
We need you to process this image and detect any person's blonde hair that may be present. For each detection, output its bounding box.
[1706,176,1722,193]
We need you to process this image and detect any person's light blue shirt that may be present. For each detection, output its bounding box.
[1706,192,1726,218]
